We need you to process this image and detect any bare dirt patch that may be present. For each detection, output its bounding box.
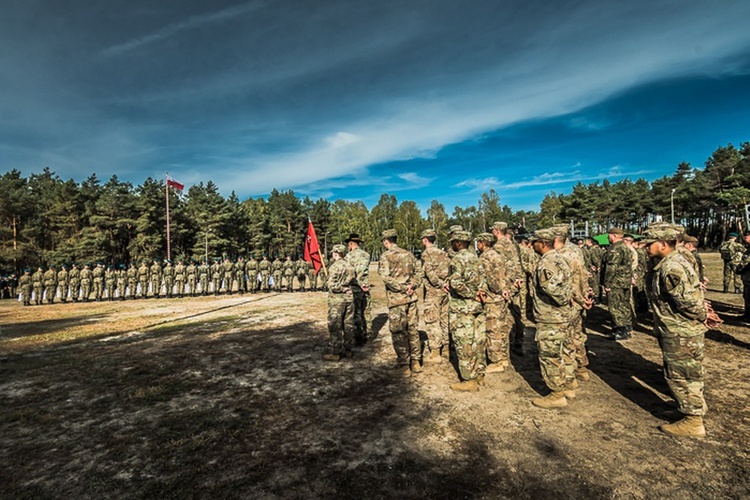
[1,254,749,498]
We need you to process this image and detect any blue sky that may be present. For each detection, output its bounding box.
[2,1,750,212]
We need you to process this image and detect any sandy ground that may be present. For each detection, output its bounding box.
[1,253,749,499]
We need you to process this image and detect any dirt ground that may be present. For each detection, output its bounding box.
[1,253,749,499]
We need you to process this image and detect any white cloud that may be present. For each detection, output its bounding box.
[455,166,653,192]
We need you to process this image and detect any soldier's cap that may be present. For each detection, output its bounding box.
[420,229,437,239]
[332,244,347,255]
[642,224,682,244]
[550,225,569,238]
[729,232,739,238]
[623,233,635,240]
[50,264,57,268]
[530,228,556,242]
[475,232,495,244]
[682,234,698,244]
[492,221,508,230]
[449,230,472,242]
[61,264,68,269]
[607,227,624,235]
[345,233,363,243]
[108,264,114,269]
[381,229,397,239]
[24,268,30,273]
[119,263,126,269]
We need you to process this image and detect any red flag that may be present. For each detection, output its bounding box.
[166,176,184,192]
[303,221,322,273]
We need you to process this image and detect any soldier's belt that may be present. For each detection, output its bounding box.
[387,297,418,308]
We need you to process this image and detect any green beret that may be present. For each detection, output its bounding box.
[475,232,495,244]
[531,228,556,242]
[492,221,508,230]
[382,229,397,239]
[421,229,437,239]
[332,244,347,255]
[449,230,472,242]
[729,232,739,238]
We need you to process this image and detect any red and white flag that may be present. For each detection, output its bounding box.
[303,220,322,273]
[166,175,184,192]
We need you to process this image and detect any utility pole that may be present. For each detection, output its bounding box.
[670,188,677,224]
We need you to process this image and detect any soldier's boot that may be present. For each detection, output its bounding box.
[575,368,591,382]
[450,379,480,392]
[659,415,706,437]
[476,374,486,387]
[410,360,423,373]
[735,287,742,294]
[564,379,579,399]
[486,362,506,374]
[423,349,442,364]
[532,392,568,408]
[390,362,411,377]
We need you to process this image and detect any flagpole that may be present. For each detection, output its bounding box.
[166,174,171,261]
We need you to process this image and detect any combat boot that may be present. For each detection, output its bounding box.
[450,379,479,392]
[422,349,442,364]
[659,415,706,437]
[390,363,411,377]
[486,363,506,374]
[532,392,568,408]
[476,374,486,387]
[576,368,591,381]
[322,353,341,362]
[564,378,579,399]
[410,360,423,373]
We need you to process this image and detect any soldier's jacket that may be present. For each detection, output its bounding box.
[603,241,633,289]
[222,261,234,278]
[150,263,163,281]
[174,263,186,280]
[737,246,750,284]
[272,259,283,274]
[80,268,92,283]
[19,274,32,291]
[295,259,308,276]
[127,266,138,282]
[211,262,222,279]
[519,244,538,278]
[105,268,115,285]
[345,247,370,290]
[479,247,510,304]
[69,267,80,285]
[635,247,649,288]
[116,269,127,287]
[720,240,745,267]
[138,264,150,281]
[186,263,197,279]
[447,247,485,314]
[32,270,44,285]
[532,250,573,324]
[43,269,57,286]
[378,243,423,307]
[557,242,588,309]
[93,266,104,282]
[198,263,210,279]
[651,250,707,338]
[246,259,258,273]
[163,265,174,282]
[421,246,449,295]
[493,237,524,293]
[57,269,69,285]
[676,244,698,277]
[282,260,295,276]
[327,258,355,303]
[258,260,271,273]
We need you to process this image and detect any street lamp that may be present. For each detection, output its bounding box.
[670,188,677,224]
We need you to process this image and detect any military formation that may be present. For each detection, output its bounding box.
[15,255,326,305]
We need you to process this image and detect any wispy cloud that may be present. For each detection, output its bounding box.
[455,166,653,192]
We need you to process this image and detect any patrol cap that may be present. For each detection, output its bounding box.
[381,229,397,239]
[530,228,556,242]
[449,230,472,242]
[345,233,364,243]
[607,227,624,235]
[492,221,508,230]
[448,225,464,235]
[682,234,698,244]
[475,232,495,244]
[642,224,682,244]
[550,225,569,238]
[332,244,347,255]
[420,229,437,239]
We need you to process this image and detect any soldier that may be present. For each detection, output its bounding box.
[137,260,150,298]
[295,256,308,292]
[530,229,576,408]
[186,260,197,297]
[104,264,116,300]
[282,256,295,292]
[518,235,539,322]
[235,256,246,295]
[720,233,744,293]
[163,260,175,298]
[43,265,57,304]
[324,244,356,361]
[446,225,464,258]
[603,228,634,340]
[682,235,706,287]
[445,230,486,391]
[476,232,513,374]
[19,269,32,306]
[57,264,70,303]
[127,262,138,299]
[150,259,163,298]
[221,257,234,294]
[492,222,526,349]
[319,254,329,291]
[584,237,603,302]
[69,263,81,302]
[80,264,93,302]
[737,231,750,321]
[378,229,424,376]
[272,257,284,292]
[258,256,271,292]
[246,255,259,293]
[211,258,222,295]
[420,229,450,362]
[198,260,209,295]
[175,259,186,297]
[91,262,104,301]
[31,267,44,305]
[643,224,709,437]
[306,259,316,292]
[345,233,372,344]
[116,264,127,300]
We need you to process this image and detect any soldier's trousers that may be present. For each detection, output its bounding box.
[297,273,307,291]
[57,285,68,302]
[567,310,589,372]
[260,274,269,291]
[536,323,575,393]
[151,279,162,297]
[723,262,741,292]
[21,288,31,306]
[187,277,196,295]
[273,273,282,292]
[352,290,372,342]
[608,287,633,328]
[284,274,294,292]
[388,301,420,365]
[658,333,706,416]
[307,272,316,291]
[509,294,525,342]
[94,281,103,299]
[175,279,185,296]
[327,297,354,354]
[138,280,148,298]
[485,300,512,364]
[80,282,91,300]
[450,307,486,381]
[45,285,56,303]
[423,289,448,351]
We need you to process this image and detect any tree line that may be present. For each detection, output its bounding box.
[1,140,748,273]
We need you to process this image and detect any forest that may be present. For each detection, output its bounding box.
[1,141,748,272]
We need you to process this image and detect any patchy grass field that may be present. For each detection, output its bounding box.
[1,253,749,499]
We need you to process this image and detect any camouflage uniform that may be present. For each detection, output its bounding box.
[272,258,284,292]
[603,237,634,333]
[246,257,258,293]
[555,236,590,377]
[306,260,316,292]
[448,232,487,382]
[211,259,222,295]
[19,271,32,306]
[163,262,175,298]
[186,262,197,296]
[327,245,356,356]
[69,264,80,302]
[127,263,138,299]
[104,265,116,300]
[478,235,512,368]
[92,264,105,301]
[174,261,186,297]
[492,224,525,342]
[150,260,163,298]
[137,261,150,298]
[198,261,210,295]
[57,266,69,303]
[720,237,744,292]
[80,265,93,302]
[222,258,235,294]
[378,229,424,368]
[519,242,539,322]
[345,244,372,343]
[282,258,295,292]
[295,258,308,292]
[43,266,57,304]
[258,257,271,292]
[234,258,245,294]
[116,266,127,300]
[420,231,450,357]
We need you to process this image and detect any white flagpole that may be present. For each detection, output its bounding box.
[166,174,171,261]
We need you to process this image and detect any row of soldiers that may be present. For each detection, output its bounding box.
[16,255,326,305]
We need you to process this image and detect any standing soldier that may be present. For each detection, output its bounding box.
[445,230,486,391]
[420,229,450,363]
[137,260,150,298]
[186,260,197,297]
[378,229,424,376]
[211,257,222,295]
[104,264,116,300]
[603,228,634,340]
[222,257,235,294]
[476,233,513,374]
[80,264,93,302]
[737,231,750,321]
[324,244,356,361]
[116,264,127,300]
[644,224,709,436]
[259,256,271,292]
[32,267,44,305]
[273,257,284,292]
[306,259,316,292]
[530,229,576,408]
[345,234,372,344]
[519,235,539,322]
[246,255,259,293]
[43,265,57,304]
[69,263,81,302]
[720,233,743,293]
[174,259,186,298]
[283,256,295,292]
[235,256,246,295]
[19,269,32,306]
[163,260,175,298]
[57,264,70,303]
[492,222,526,349]
[150,259,163,299]
[92,262,105,301]
[198,260,210,295]
[126,262,137,299]
[296,256,308,292]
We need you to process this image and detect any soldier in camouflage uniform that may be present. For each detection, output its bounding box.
[682,235,706,286]
[295,256,308,292]
[186,260,197,296]
[720,233,744,293]
[324,244,356,361]
[163,260,175,298]
[445,230,486,391]
[306,259,316,292]
[211,258,222,295]
[235,257,246,295]
[378,229,424,376]
[492,222,526,349]
[258,256,271,292]
[198,260,210,295]
[519,236,539,322]
[80,264,93,302]
[92,263,105,301]
[31,266,44,304]
[69,264,80,302]
[737,231,750,321]
[19,269,32,306]
[43,265,57,304]
[345,234,372,344]
[420,229,450,362]
[137,260,150,298]
[272,257,284,292]
[222,257,235,294]
[150,259,163,298]
[446,225,464,258]
[57,264,69,303]
[282,256,295,292]
[530,229,576,408]
[105,265,116,300]
[116,264,127,300]
[603,228,634,340]
[174,259,186,297]
[246,256,258,293]
[644,224,709,437]
[126,262,137,299]
[476,232,513,374]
